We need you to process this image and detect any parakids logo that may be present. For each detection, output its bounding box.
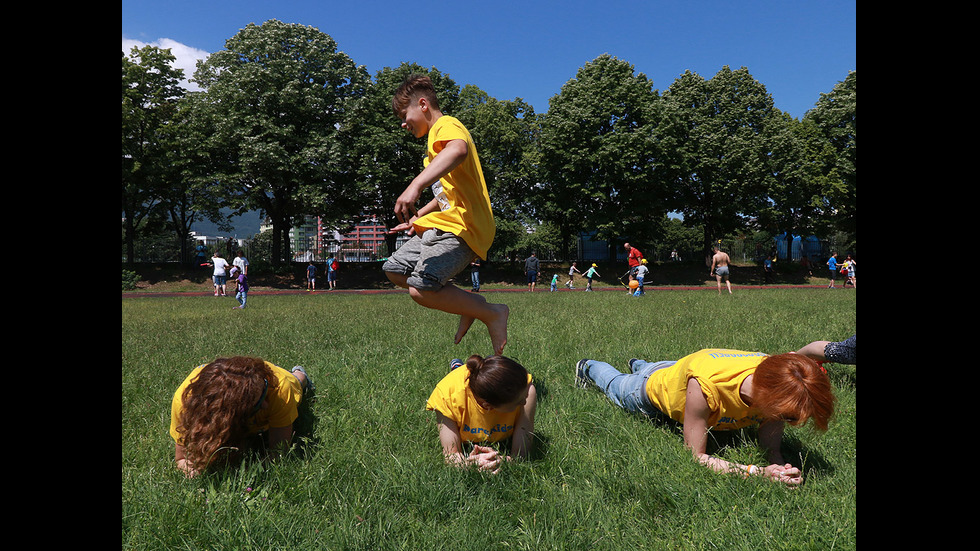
[706,351,768,359]
[462,423,514,437]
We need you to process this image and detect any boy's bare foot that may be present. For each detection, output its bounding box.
[486,303,509,355]
[455,315,475,345]
[454,304,509,355]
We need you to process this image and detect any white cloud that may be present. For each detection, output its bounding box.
[122,36,211,92]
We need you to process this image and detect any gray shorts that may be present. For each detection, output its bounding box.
[382,229,476,291]
[715,266,729,278]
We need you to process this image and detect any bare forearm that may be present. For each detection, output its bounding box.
[694,452,757,476]
[795,341,830,362]
[412,139,467,189]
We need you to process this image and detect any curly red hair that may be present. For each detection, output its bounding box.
[176,356,277,472]
[750,353,836,431]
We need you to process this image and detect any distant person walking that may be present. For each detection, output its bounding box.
[233,271,249,308]
[624,243,643,294]
[709,245,732,295]
[211,251,230,296]
[470,258,481,292]
[826,252,838,288]
[307,261,317,291]
[233,250,249,276]
[624,243,643,275]
[327,254,338,290]
[524,252,540,292]
[566,261,581,289]
[583,263,601,292]
[842,255,856,288]
[634,259,648,295]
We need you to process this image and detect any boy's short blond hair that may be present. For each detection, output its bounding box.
[392,74,441,116]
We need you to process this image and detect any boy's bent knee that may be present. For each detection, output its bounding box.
[385,270,410,288]
[407,271,445,292]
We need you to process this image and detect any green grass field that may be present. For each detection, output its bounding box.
[122,287,856,550]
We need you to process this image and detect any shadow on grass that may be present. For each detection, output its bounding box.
[702,427,834,483]
[612,406,835,485]
[288,386,321,460]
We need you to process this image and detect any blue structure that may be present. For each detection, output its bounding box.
[775,233,824,262]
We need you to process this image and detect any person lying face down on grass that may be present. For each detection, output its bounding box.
[169,356,314,478]
[575,349,835,486]
[426,355,537,474]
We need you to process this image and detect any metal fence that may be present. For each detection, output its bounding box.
[127,230,854,266]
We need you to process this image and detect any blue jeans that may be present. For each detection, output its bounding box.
[236,290,247,307]
[585,359,675,417]
[471,271,480,291]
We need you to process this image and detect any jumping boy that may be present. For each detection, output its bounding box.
[382,75,509,355]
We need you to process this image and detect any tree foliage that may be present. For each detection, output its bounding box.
[121,45,186,261]
[189,19,370,264]
[661,66,776,257]
[538,54,673,260]
[122,28,856,265]
[454,85,541,259]
[805,70,856,235]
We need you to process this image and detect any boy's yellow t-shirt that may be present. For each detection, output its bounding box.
[413,115,495,259]
[169,361,303,444]
[645,349,767,430]
[426,366,532,444]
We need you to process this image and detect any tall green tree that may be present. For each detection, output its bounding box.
[806,70,856,236]
[121,45,186,262]
[455,84,540,260]
[190,20,369,265]
[158,92,229,265]
[758,111,841,238]
[538,54,670,260]
[662,66,776,258]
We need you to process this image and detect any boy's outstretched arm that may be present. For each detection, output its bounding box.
[394,139,468,226]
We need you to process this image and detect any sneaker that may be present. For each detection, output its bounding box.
[574,359,592,388]
[450,358,464,372]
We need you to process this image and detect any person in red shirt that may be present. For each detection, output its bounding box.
[623,242,644,293]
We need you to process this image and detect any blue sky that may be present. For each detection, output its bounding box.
[122,0,855,120]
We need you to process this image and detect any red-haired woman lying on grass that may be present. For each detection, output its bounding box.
[169,356,314,478]
[575,349,835,486]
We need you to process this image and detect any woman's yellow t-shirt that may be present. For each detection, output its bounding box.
[426,366,532,444]
[169,361,303,444]
[413,115,495,260]
[645,349,767,430]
